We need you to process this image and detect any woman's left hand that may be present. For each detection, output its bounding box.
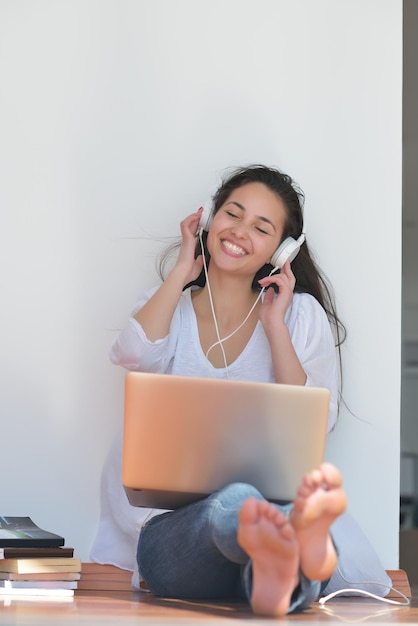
[258,261,296,329]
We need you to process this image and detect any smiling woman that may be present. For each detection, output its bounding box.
[90,164,353,617]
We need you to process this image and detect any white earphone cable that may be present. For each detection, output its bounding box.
[204,279,271,360]
[199,228,229,375]
[199,227,279,374]
[319,566,410,606]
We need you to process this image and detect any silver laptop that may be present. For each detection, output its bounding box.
[122,372,330,509]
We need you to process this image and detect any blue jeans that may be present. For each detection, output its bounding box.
[137,482,324,613]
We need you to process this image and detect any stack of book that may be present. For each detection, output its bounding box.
[77,563,132,591]
[0,516,80,599]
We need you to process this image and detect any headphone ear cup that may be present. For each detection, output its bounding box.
[270,234,305,269]
[198,201,213,232]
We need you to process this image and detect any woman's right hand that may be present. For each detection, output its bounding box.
[173,207,205,284]
[132,208,205,340]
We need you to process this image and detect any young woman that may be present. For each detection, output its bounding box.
[93,165,348,616]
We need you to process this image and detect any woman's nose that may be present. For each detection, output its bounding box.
[231,221,249,238]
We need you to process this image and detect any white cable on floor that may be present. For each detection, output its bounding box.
[319,567,411,606]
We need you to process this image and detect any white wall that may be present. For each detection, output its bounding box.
[0,0,402,566]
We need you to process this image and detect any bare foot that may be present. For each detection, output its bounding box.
[290,462,347,582]
[237,497,300,617]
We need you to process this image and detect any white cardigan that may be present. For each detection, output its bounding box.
[91,286,390,597]
[90,286,341,581]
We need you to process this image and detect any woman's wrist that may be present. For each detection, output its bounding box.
[166,264,194,289]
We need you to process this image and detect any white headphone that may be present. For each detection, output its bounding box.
[199,202,306,270]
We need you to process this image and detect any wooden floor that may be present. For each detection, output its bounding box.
[0,566,416,625]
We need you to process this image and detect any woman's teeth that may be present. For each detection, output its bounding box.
[222,240,246,256]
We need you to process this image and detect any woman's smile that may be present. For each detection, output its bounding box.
[220,238,248,257]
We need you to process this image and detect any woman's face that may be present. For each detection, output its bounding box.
[207,182,287,276]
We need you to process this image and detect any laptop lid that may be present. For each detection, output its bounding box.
[122,372,330,509]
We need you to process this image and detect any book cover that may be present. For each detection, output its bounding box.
[0,558,81,574]
[0,517,64,548]
[77,579,132,591]
[0,547,74,559]
[0,584,74,598]
[1,595,74,606]
[81,563,128,575]
[0,579,77,590]
[0,572,81,581]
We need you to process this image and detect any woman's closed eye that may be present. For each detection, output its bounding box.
[225,209,273,236]
[255,225,269,235]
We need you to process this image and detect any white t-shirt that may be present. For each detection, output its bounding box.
[90,285,340,579]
